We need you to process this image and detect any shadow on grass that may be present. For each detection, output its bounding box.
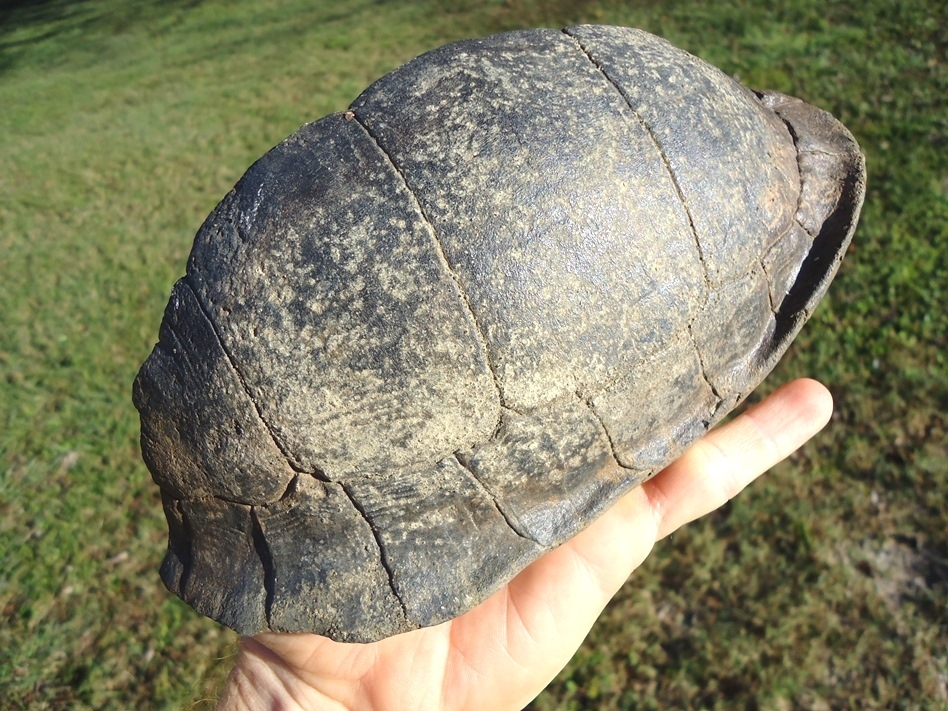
[0,0,389,75]
[0,0,88,40]
[0,0,204,30]
[0,0,206,73]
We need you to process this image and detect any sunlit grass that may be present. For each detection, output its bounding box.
[2,0,944,707]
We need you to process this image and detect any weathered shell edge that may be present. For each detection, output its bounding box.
[757,89,866,364]
[139,29,865,642]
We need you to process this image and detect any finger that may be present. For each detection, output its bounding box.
[508,378,832,606]
[643,377,833,540]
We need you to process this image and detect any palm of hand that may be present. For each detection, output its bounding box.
[220,379,832,711]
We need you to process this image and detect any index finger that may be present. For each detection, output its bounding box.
[643,377,834,540]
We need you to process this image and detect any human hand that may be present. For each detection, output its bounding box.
[217,378,833,711]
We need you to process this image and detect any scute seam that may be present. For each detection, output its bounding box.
[278,473,300,502]
[338,481,410,620]
[758,256,778,314]
[757,214,799,296]
[562,28,711,294]
[347,110,509,421]
[686,324,725,407]
[179,277,316,481]
[169,496,193,600]
[771,111,811,242]
[800,148,846,159]
[451,453,538,543]
[577,391,638,473]
[249,506,275,629]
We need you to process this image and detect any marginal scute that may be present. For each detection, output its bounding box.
[255,476,409,643]
[345,458,542,628]
[691,268,776,397]
[165,497,268,635]
[755,89,865,348]
[133,280,295,504]
[457,398,635,548]
[591,332,719,470]
[763,223,813,308]
[761,92,864,239]
[135,25,865,642]
[158,493,188,593]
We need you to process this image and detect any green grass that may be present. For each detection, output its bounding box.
[1,0,945,708]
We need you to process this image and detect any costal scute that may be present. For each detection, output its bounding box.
[133,25,865,643]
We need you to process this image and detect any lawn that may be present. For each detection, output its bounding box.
[1,0,945,708]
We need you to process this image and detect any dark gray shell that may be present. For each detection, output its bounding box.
[133,25,865,642]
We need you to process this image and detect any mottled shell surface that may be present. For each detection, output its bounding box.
[133,25,865,642]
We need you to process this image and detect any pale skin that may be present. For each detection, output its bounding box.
[218,378,833,711]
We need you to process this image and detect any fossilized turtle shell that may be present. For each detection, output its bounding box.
[133,25,865,642]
